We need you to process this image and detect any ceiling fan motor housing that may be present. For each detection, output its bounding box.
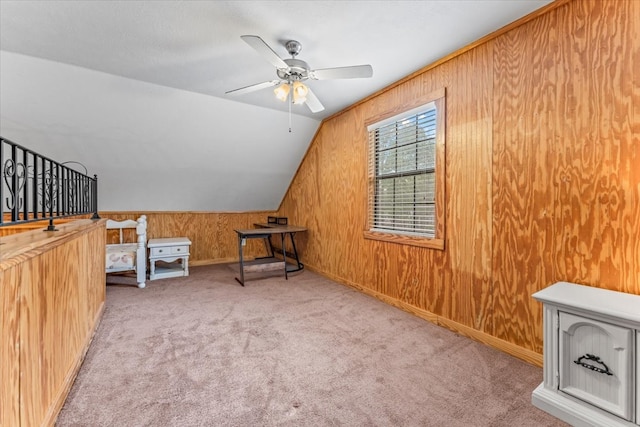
[277,58,309,81]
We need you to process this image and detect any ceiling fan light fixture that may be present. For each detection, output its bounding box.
[292,81,308,104]
[274,83,290,102]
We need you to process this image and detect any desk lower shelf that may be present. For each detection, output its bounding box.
[235,258,286,286]
[242,258,286,273]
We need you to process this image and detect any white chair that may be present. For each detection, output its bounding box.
[105,215,147,288]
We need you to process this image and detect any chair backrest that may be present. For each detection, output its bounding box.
[106,216,147,245]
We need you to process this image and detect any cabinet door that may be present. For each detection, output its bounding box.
[559,311,634,421]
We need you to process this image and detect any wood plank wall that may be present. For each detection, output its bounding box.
[0,219,106,426]
[277,0,640,363]
[100,211,277,264]
[1,211,281,264]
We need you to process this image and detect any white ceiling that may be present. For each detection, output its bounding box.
[0,0,553,120]
[1,0,554,212]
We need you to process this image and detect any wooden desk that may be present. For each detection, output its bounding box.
[234,224,307,286]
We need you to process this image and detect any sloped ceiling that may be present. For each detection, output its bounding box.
[0,0,552,211]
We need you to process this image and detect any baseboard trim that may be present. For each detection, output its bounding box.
[437,316,542,366]
[304,263,543,367]
[190,257,241,267]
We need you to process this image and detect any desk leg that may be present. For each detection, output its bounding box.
[281,232,288,280]
[235,234,245,286]
[287,232,304,272]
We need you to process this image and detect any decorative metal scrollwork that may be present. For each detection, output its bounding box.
[574,353,613,376]
[1,136,99,227]
[43,168,59,211]
[3,158,26,210]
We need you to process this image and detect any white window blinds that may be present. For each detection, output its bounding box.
[368,103,437,237]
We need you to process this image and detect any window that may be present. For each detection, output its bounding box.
[365,89,445,250]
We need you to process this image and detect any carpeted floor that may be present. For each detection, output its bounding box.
[56,264,566,426]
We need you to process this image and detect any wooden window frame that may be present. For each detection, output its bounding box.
[364,88,446,250]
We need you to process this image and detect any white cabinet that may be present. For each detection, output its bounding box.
[532,282,640,427]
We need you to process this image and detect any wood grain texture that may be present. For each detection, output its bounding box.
[493,0,640,352]
[0,217,90,237]
[280,79,450,316]
[551,0,639,294]
[332,0,572,125]
[491,9,559,351]
[0,219,105,427]
[100,211,277,264]
[278,0,639,361]
[441,43,493,333]
[0,266,20,427]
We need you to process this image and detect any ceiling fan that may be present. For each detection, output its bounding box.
[225,35,373,114]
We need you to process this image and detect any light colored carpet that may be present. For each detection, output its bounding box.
[56,264,566,426]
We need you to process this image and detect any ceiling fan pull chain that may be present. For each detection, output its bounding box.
[288,88,292,133]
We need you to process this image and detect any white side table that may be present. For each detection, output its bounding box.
[148,237,191,281]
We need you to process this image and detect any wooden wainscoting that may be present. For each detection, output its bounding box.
[100,211,278,265]
[0,219,106,427]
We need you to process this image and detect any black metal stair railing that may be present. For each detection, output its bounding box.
[1,136,99,230]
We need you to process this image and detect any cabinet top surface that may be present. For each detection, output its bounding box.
[533,282,640,325]
[147,237,192,247]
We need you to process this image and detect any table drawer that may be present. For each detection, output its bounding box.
[150,247,168,256]
[170,245,189,255]
[150,245,189,257]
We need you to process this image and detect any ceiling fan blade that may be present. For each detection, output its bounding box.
[241,35,289,70]
[304,87,325,113]
[225,80,281,96]
[310,64,373,80]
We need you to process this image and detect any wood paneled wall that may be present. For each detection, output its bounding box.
[0,219,105,426]
[1,253,20,426]
[278,0,640,363]
[2,211,283,264]
[100,211,277,264]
